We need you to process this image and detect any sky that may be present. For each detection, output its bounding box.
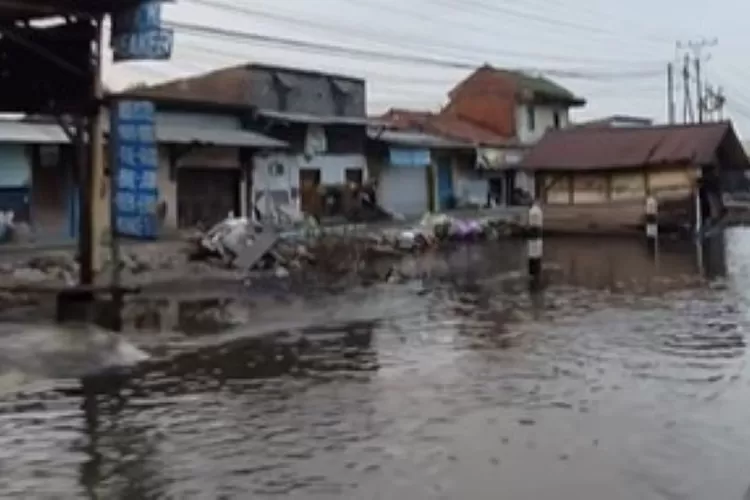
[104,0,750,138]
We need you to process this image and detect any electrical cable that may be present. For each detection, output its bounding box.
[166,20,667,80]
[430,0,673,45]
[186,0,667,67]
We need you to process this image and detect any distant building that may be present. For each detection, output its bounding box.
[443,65,586,145]
[374,108,517,213]
[130,63,369,225]
[521,121,749,234]
[576,115,654,128]
[366,126,480,216]
[374,65,584,208]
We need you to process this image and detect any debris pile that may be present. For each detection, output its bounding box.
[0,212,519,291]
[186,213,516,278]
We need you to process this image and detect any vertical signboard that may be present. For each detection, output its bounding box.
[110,100,159,239]
[111,1,174,62]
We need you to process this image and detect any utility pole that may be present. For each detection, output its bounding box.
[677,37,718,124]
[682,54,694,124]
[79,14,106,285]
[667,62,675,124]
[695,56,703,122]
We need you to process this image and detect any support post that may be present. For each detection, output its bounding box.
[108,99,123,332]
[76,116,92,285]
[694,178,703,239]
[78,15,105,285]
[527,202,543,290]
[645,195,658,253]
[89,15,107,276]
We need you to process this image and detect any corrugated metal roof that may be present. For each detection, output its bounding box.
[521,122,746,171]
[156,125,287,148]
[368,128,473,149]
[101,119,288,148]
[258,109,369,126]
[0,120,68,144]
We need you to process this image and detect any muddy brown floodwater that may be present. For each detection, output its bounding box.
[2,230,750,499]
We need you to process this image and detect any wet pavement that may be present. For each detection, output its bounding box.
[1,231,750,499]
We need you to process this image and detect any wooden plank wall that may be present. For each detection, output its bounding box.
[537,165,696,234]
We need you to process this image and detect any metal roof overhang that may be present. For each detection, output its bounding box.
[258,109,370,126]
[156,125,287,149]
[368,129,473,150]
[0,0,144,19]
[0,120,69,143]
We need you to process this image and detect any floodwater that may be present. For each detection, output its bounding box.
[2,231,750,499]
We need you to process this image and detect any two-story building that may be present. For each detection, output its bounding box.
[372,66,584,208]
[440,65,585,202]
[132,64,369,226]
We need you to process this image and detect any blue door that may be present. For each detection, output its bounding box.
[437,158,454,210]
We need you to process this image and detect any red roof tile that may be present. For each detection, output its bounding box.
[521,121,748,171]
[378,107,516,147]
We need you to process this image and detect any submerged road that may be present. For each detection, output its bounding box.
[0,230,748,499]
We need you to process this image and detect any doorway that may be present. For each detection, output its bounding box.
[299,168,322,217]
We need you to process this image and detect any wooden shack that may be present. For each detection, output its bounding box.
[520,121,750,235]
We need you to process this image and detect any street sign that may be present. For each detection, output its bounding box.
[111,1,173,62]
[112,29,173,61]
[110,100,160,239]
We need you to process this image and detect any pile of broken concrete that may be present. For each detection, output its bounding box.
[0,213,517,292]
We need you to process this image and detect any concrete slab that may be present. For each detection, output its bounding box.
[234,232,279,270]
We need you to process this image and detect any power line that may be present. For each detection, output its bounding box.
[490,0,678,46]
[358,0,668,62]
[430,0,672,45]
[166,20,667,80]
[176,40,665,88]
[187,0,667,67]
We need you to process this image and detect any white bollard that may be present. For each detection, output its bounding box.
[645,195,658,252]
[527,202,543,289]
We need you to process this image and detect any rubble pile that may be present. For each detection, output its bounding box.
[186,213,516,281]
[0,213,518,291]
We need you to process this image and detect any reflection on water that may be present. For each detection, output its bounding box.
[5,230,750,499]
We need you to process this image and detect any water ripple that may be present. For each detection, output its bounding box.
[3,233,750,498]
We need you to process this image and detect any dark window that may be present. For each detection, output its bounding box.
[553,111,561,129]
[333,92,347,116]
[526,105,536,131]
[345,168,363,186]
[272,72,294,111]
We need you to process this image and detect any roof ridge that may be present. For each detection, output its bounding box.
[555,121,730,135]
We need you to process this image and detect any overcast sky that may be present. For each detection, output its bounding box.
[104,0,750,137]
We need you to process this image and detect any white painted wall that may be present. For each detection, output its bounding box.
[251,153,367,220]
[515,104,570,145]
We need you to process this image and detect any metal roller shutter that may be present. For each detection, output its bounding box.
[377,167,428,217]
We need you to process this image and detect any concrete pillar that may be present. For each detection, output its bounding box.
[527,201,543,290]
[645,195,658,253]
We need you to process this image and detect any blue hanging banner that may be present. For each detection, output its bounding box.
[111,1,174,62]
[110,100,160,239]
[389,147,431,167]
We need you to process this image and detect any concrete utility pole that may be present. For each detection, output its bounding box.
[695,56,703,122]
[682,54,694,124]
[677,38,718,124]
[667,62,675,124]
